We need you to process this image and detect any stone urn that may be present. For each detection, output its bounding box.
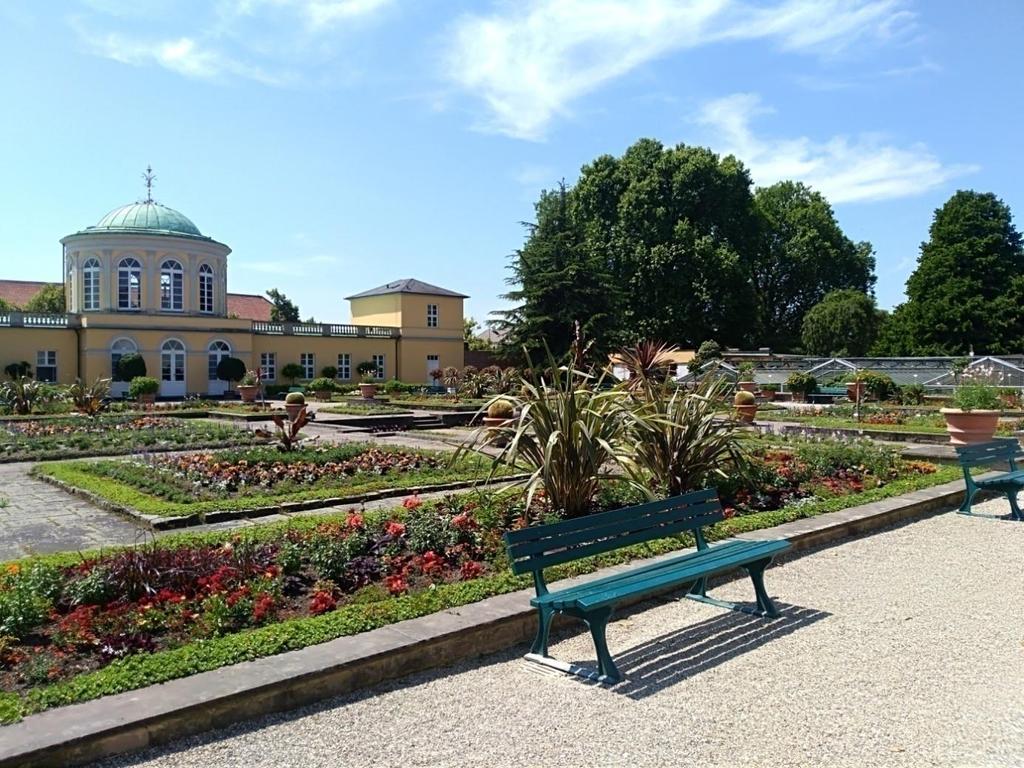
[940,409,1000,445]
[735,404,758,423]
[238,385,258,403]
[359,383,378,399]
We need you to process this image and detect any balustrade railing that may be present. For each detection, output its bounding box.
[0,312,74,328]
[251,321,399,338]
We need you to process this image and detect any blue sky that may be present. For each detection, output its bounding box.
[0,0,1020,328]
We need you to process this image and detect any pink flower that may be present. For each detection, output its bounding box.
[385,521,406,537]
[402,494,423,510]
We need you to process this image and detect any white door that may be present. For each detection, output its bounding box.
[161,340,187,398]
[426,355,440,385]
[207,341,231,396]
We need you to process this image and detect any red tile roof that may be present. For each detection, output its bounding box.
[0,279,273,321]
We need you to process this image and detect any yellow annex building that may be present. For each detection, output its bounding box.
[0,194,466,397]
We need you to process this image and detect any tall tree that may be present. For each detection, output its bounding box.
[23,284,65,314]
[877,191,1024,355]
[752,182,875,350]
[497,182,619,362]
[801,289,879,356]
[265,289,300,323]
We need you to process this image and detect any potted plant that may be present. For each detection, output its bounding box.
[356,361,379,398]
[482,398,515,445]
[237,370,260,403]
[942,372,1002,445]
[320,365,338,381]
[284,391,306,421]
[308,377,336,402]
[733,389,758,423]
[786,372,817,403]
[760,383,778,402]
[737,363,757,393]
[846,371,866,402]
[128,376,159,405]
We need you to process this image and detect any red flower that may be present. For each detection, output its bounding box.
[451,513,476,530]
[385,575,408,595]
[459,561,484,580]
[385,521,406,537]
[346,513,365,530]
[421,550,445,576]
[402,494,422,510]
[252,593,276,623]
[309,590,337,616]
[722,506,737,519]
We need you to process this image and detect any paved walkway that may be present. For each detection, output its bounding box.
[95,503,1024,768]
[0,463,147,560]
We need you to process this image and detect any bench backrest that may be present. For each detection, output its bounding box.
[817,387,847,395]
[503,489,722,576]
[955,437,1024,467]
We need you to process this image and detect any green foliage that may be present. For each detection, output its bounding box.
[737,362,755,382]
[128,376,159,397]
[265,289,300,323]
[215,357,247,383]
[786,372,818,396]
[67,377,111,416]
[23,283,65,314]
[4,361,32,380]
[875,191,1024,355]
[951,384,1002,411]
[115,353,146,382]
[284,391,305,404]
[857,370,895,401]
[307,377,336,393]
[320,366,338,380]
[801,289,880,356]
[689,340,722,374]
[754,182,876,350]
[0,377,57,415]
[281,363,304,383]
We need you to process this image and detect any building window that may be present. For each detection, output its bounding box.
[208,340,231,381]
[118,257,142,310]
[337,353,351,380]
[301,353,315,380]
[83,258,101,311]
[199,264,214,314]
[372,354,385,380]
[260,353,276,382]
[427,303,438,328]
[36,351,56,382]
[110,338,138,381]
[160,260,184,312]
[161,339,186,383]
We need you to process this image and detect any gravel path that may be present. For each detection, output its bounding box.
[94,501,1024,768]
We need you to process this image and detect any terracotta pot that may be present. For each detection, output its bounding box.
[137,393,156,405]
[482,416,512,446]
[941,408,1000,445]
[738,381,757,393]
[359,383,378,399]
[846,382,866,401]
[285,403,305,421]
[238,385,258,403]
[735,404,758,423]
[761,390,776,402]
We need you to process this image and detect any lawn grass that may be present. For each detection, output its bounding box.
[0,462,962,725]
[319,403,412,416]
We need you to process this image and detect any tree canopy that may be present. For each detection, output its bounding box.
[873,190,1024,355]
[801,289,879,356]
[265,289,300,323]
[24,284,65,314]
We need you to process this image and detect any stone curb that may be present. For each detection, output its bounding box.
[0,475,994,768]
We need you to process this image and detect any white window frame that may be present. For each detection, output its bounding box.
[337,353,351,380]
[160,260,184,312]
[118,257,142,310]
[83,258,101,311]
[372,354,385,380]
[300,352,315,380]
[260,352,276,382]
[161,339,186,383]
[36,350,56,382]
[198,264,215,314]
[427,303,438,328]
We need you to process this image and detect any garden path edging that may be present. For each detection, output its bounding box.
[0,474,994,768]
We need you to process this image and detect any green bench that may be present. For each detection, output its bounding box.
[955,438,1024,521]
[807,386,847,403]
[502,489,791,684]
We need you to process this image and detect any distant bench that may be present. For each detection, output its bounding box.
[807,386,848,404]
[502,489,791,684]
[954,438,1024,521]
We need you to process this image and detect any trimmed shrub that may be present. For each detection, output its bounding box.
[216,357,247,384]
[285,392,306,405]
[114,354,146,382]
[128,377,159,398]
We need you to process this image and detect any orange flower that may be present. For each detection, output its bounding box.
[402,494,423,510]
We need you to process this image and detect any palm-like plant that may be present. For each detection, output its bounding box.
[615,340,680,398]
[0,377,56,415]
[457,353,633,518]
[622,376,750,496]
[67,377,111,416]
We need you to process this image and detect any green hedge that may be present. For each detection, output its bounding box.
[0,464,961,724]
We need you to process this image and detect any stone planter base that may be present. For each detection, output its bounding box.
[735,404,758,423]
[940,408,1000,445]
[359,383,378,399]
[738,381,757,393]
[238,386,258,403]
[285,403,305,421]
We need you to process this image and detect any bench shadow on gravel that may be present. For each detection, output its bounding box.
[569,601,830,700]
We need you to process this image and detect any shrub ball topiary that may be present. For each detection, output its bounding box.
[320,366,338,380]
[733,390,756,406]
[128,376,159,397]
[487,398,515,419]
[308,377,335,393]
[115,353,146,382]
[216,356,247,384]
[285,392,306,405]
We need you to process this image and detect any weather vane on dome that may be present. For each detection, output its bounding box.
[142,165,156,204]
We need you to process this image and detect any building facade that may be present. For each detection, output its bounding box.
[0,199,466,396]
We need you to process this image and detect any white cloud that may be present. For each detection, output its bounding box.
[444,0,916,140]
[696,92,976,203]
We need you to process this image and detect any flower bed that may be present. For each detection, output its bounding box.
[0,416,258,461]
[320,403,412,416]
[757,406,1024,436]
[34,444,503,518]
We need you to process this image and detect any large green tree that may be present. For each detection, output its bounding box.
[24,284,65,314]
[875,190,1024,355]
[265,289,300,323]
[801,289,879,356]
[752,182,875,350]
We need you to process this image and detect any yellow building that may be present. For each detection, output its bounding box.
[0,196,466,397]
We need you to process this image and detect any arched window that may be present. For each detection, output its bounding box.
[118,257,142,310]
[207,340,231,381]
[161,339,186,384]
[83,258,101,311]
[110,338,138,381]
[160,259,184,311]
[198,264,214,314]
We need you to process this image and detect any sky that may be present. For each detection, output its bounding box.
[0,0,1021,328]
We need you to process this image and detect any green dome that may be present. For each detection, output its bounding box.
[90,201,203,237]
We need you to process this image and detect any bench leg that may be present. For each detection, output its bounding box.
[688,576,707,599]
[959,485,978,515]
[745,558,779,617]
[530,605,555,656]
[1007,491,1023,521]
[586,607,622,684]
